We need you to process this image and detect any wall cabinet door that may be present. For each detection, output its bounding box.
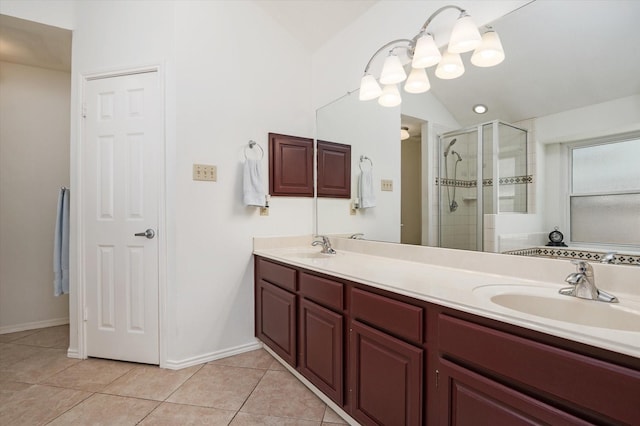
[438,359,591,426]
[256,280,297,366]
[299,298,344,405]
[269,133,313,197]
[350,320,423,426]
[317,140,351,198]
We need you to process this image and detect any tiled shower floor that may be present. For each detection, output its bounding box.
[0,325,348,425]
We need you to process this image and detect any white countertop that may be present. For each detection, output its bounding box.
[254,240,640,359]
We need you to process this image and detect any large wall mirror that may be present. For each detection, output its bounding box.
[315,0,640,256]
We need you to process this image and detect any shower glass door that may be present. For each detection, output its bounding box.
[439,129,479,251]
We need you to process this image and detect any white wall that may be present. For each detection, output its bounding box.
[0,61,71,332]
[169,0,314,365]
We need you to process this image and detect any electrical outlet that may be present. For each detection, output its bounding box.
[260,207,269,216]
[381,179,393,191]
[193,164,217,181]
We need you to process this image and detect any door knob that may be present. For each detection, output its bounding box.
[134,229,155,239]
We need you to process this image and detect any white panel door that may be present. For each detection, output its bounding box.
[83,71,161,364]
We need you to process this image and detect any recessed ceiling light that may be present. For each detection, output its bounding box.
[473,104,488,114]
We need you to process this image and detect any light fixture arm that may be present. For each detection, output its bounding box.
[362,38,413,74]
[419,5,465,33]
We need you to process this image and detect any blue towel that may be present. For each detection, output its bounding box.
[54,188,70,296]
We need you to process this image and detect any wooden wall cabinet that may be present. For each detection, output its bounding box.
[269,133,313,197]
[317,140,351,198]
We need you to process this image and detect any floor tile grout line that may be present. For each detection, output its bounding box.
[160,362,205,403]
[43,388,95,425]
[227,366,270,423]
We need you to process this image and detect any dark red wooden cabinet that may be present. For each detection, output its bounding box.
[299,298,344,404]
[254,256,640,426]
[255,280,297,367]
[350,320,423,426]
[269,133,314,197]
[317,140,351,198]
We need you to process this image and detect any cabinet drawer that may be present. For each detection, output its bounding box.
[439,314,640,425]
[299,272,344,311]
[257,258,296,292]
[351,288,423,344]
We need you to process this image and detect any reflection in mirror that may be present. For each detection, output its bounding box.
[315,0,640,258]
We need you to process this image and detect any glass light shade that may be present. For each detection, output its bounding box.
[435,51,465,79]
[379,54,407,85]
[412,32,441,68]
[404,67,431,94]
[378,84,402,107]
[471,30,505,67]
[359,74,382,101]
[448,14,482,53]
[400,127,410,140]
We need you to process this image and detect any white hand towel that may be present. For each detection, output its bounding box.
[243,158,266,207]
[359,169,376,208]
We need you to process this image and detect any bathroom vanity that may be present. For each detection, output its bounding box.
[254,237,640,425]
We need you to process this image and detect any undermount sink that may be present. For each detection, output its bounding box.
[474,285,640,332]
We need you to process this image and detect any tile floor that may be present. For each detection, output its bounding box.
[0,325,349,425]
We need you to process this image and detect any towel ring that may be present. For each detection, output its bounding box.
[359,155,373,171]
[245,140,264,160]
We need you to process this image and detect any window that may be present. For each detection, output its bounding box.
[569,135,640,247]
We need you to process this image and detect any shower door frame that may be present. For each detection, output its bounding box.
[439,120,527,252]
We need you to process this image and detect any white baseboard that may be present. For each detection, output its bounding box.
[0,317,69,335]
[162,340,263,370]
[67,348,82,359]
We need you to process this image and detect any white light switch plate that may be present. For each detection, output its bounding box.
[381,179,393,191]
[193,164,217,181]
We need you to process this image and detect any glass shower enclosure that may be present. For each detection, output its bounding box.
[439,121,528,251]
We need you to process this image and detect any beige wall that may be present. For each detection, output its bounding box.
[0,61,70,332]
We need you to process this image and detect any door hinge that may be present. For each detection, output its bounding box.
[82,103,87,118]
[436,369,439,389]
[83,307,88,321]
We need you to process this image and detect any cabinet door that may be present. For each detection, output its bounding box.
[350,320,423,426]
[269,133,313,197]
[317,140,351,198]
[299,298,344,405]
[256,280,297,366]
[438,359,591,426]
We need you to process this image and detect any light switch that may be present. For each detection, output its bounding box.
[193,164,217,181]
[381,179,393,191]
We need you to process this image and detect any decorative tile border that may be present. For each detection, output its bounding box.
[437,175,533,188]
[504,247,640,266]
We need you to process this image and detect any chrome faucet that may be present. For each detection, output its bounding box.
[600,252,617,264]
[559,260,618,303]
[312,235,336,254]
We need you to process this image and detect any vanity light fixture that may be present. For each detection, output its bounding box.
[473,104,488,114]
[400,127,410,140]
[359,5,505,106]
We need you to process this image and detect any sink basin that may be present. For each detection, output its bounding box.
[474,285,640,332]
